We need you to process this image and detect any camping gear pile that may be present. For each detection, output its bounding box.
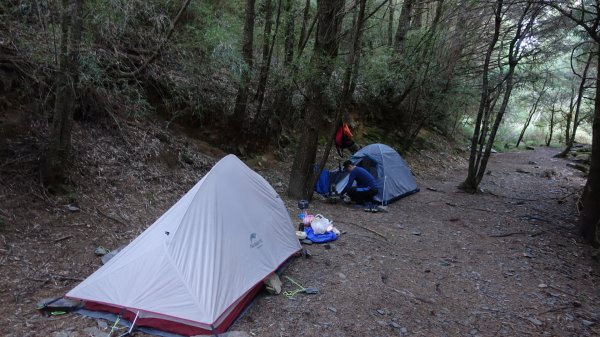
[296,200,340,244]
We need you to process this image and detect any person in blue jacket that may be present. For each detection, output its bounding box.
[340,160,379,208]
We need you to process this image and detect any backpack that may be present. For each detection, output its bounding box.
[335,123,353,147]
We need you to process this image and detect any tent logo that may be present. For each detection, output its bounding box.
[250,233,263,249]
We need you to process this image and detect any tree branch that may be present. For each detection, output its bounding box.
[118,0,192,78]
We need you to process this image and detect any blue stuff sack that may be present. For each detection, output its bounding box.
[304,226,337,243]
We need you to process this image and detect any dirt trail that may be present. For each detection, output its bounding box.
[1,142,598,337]
[235,147,598,337]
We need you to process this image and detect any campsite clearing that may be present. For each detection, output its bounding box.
[0,124,598,336]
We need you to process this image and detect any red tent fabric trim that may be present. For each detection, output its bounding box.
[83,282,263,336]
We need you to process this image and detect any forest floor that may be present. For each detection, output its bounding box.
[0,118,599,337]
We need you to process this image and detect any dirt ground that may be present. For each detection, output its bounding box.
[0,120,599,337]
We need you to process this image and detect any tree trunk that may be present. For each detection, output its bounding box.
[546,98,557,147]
[272,0,296,127]
[283,0,295,67]
[297,0,311,54]
[255,0,281,116]
[557,51,593,157]
[288,0,344,200]
[564,84,576,144]
[412,0,423,29]
[516,76,548,148]
[462,1,538,192]
[460,0,502,193]
[473,3,537,188]
[343,0,366,104]
[580,46,600,246]
[44,0,83,187]
[440,0,468,93]
[231,0,256,138]
[387,0,394,46]
[306,0,367,197]
[394,0,415,53]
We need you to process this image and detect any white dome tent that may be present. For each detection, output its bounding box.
[66,155,301,336]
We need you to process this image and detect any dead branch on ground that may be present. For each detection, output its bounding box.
[489,230,546,238]
[336,220,387,241]
[95,207,128,226]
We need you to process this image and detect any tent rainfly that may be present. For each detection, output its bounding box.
[66,155,301,336]
[335,143,419,204]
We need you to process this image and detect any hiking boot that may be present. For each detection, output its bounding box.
[364,202,378,213]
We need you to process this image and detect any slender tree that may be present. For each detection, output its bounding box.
[231,0,257,141]
[308,0,368,199]
[288,0,344,199]
[283,0,295,67]
[461,1,541,192]
[255,0,282,116]
[556,49,594,156]
[387,0,395,46]
[394,0,416,53]
[545,91,561,146]
[44,0,83,187]
[516,74,549,147]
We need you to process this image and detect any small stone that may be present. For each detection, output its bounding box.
[469,329,478,335]
[94,246,110,256]
[538,283,548,288]
[67,204,80,212]
[337,272,346,279]
[411,231,421,236]
[97,320,108,329]
[389,322,401,329]
[377,320,387,326]
[376,309,386,315]
[582,320,594,326]
[304,287,319,294]
[400,327,408,334]
[527,317,543,326]
[327,306,337,313]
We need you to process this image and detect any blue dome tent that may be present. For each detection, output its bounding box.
[334,143,419,204]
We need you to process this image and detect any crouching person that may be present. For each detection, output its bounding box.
[340,160,379,211]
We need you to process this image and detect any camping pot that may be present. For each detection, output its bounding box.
[298,200,309,210]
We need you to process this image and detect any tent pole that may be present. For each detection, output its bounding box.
[382,176,386,206]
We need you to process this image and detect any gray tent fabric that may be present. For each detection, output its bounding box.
[335,143,419,204]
